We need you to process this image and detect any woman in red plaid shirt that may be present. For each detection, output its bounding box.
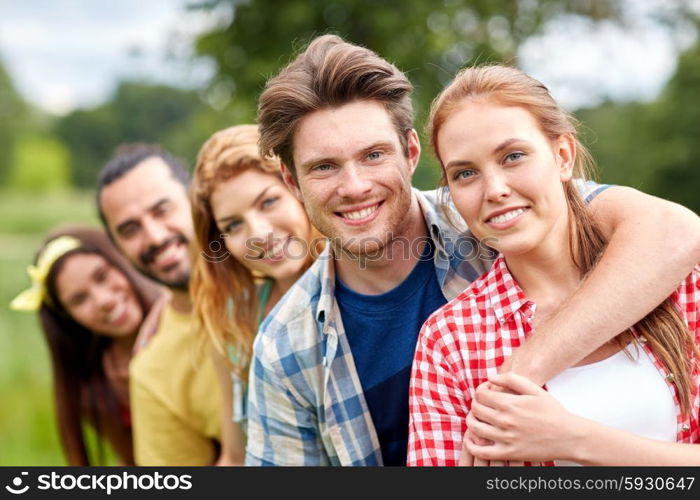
[407,64,700,466]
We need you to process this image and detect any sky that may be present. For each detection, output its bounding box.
[0,0,696,115]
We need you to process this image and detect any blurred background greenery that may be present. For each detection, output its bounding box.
[1,0,698,464]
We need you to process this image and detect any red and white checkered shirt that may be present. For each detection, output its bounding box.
[407,256,700,466]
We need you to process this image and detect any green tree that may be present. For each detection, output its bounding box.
[55,82,205,187]
[191,0,633,189]
[0,58,27,184]
[648,42,700,213]
[9,135,71,190]
[577,39,700,213]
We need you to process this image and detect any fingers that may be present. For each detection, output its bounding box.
[465,435,510,462]
[473,454,490,467]
[458,428,475,466]
[488,372,544,396]
[470,399,506,429]
[466,410,503,443]
[474,381,520,411]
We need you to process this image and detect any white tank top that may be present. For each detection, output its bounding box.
[546,346,677,465]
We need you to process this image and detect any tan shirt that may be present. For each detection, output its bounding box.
[129,302,221,465]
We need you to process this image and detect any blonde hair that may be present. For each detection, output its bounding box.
[430,64,699,413]
[190,125,319,381]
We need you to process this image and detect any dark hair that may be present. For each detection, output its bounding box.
[96,143,190,231]
[258,34,414,174]
[38,225,162,465]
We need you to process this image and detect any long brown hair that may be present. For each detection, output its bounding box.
[430,64,700,414]
[38,225,161,465]
[190,124,321,382]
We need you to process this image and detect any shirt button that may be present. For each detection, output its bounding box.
[681,424,691,432]
[666,373,675,383]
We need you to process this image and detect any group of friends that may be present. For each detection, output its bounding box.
[11,35,700,466]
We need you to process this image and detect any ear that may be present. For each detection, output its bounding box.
[406,129,422,178]
[281,162,304,202]
[555,133,575,182]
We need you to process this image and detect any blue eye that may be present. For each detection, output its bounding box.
[505,152,525,163]
[453,169,476,181]
[313,163,333,172]
[224,220,241,233]
[261,197,279,209]
[367,151,382,161]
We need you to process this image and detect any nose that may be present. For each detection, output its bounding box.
[141,216,169,248]
[483,169,511,202]
[336,163,373,199]
[247,215,274,250]
[93,284,117,313]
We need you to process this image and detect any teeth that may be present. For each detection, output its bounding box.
[107,302,125,323]
[154,242,179,265]
[341,204,378,220]
[264,239,287,259]
[489,208,526,223]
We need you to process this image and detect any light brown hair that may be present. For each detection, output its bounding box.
[190,125,321,381]
[257,34,414,173]
[430,64,699,414]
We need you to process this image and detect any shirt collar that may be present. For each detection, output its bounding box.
[314,188,466,329]
[485,256,534,325]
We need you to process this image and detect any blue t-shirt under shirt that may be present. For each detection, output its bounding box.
[335,239,447,465]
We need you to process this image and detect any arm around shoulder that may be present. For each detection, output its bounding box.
[505,186,700,384]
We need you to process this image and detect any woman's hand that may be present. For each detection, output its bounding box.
[464,372,583,463]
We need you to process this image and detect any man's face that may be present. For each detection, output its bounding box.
[100,157,193,290]
[286,99,420,257]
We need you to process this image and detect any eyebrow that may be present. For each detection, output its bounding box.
[91,262,107,281]
[215,185,275,225]
[358,141,394,157]
[444,138,527,170]
[66,289,87,306]
[115,197,169,234]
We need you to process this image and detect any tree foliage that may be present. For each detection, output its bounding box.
[191,0,625,188]
[578,38,700,213]
[9,135,71,190]
[54,82,205,187]
[0,59,26,185]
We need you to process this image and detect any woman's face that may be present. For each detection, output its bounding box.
[55,253,144,338]
[210,168,314,283]
[437,100,574,258]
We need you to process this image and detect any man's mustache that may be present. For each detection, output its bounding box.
[140,234,188,266]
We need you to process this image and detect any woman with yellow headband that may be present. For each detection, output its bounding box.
[11,225,163,465]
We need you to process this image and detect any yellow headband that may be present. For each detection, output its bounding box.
[10,235,82,312]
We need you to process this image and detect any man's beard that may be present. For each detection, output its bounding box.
[137,234,190,291]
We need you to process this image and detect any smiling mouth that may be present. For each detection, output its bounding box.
[258,237,289,261]
[336,202,382,221]
[106,301,126,324]
[487,207,529,224]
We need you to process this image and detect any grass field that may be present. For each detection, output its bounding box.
[0,188,103,465]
